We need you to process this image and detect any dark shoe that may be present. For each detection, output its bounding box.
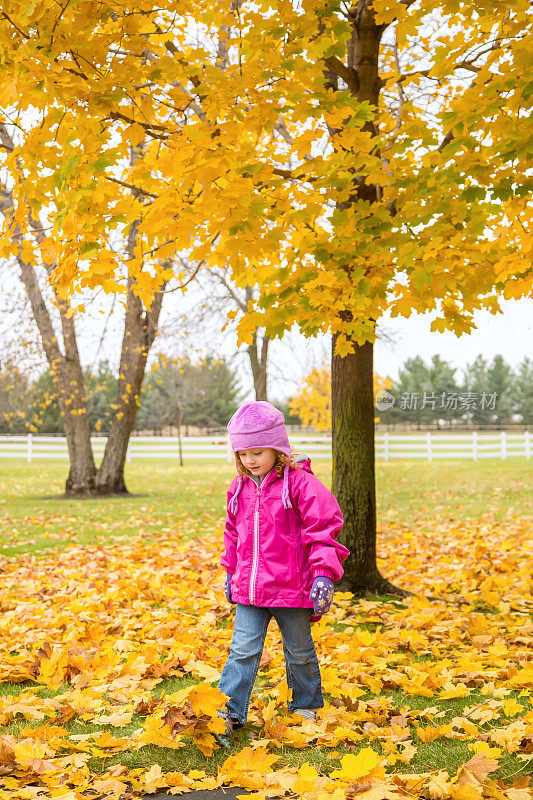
[214,709,241,749]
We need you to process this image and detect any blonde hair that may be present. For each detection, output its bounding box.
[236,450,302,479]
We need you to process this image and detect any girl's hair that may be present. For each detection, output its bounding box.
[236,450,302,479]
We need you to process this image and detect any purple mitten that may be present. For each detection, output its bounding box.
[310,576,334,615]
[224,573,234,603]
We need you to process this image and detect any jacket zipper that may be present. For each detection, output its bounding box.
[249,476,265,604]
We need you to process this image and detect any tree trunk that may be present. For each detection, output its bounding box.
[328,6,407,596]
[56,296,99,494]
[247,330,269,401]
[17,258,97,495]
[0,120,166,496]
[243,284,270,401]
[332,335,404,595]
[0,120,98,494]
[95,274,166,494]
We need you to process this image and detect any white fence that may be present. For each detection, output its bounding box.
[0,432,530,463]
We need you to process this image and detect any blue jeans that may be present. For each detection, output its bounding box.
[218,604,323,725]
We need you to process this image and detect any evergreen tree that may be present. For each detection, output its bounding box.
[390,356,430,426]
[0,366,29,433]
[461,356,494,425]
[28,369,62,433]
[487,355,515,425]
[86,362,118,433]
[511,358,533,425]
[182,356,241,429]
[274,399,302,428]
[425,355,460,427]
[382,355,460,427]
[27,363,119,434]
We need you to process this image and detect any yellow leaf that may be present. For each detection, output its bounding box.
[222,746,280,783]
[143,763,167,792]
[428,770,451,799]
[295,761,319,792]
[329,748,384,782]
[506,791,533,800]
[457,754,499,787]
[503,698,523,717]
[188,769,206,779]
[417,724,453,742]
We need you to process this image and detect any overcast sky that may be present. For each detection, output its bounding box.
[167,295,532,403]
[373,297,532,379]
[3,268,530,402]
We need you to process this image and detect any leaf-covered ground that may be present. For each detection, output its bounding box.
[0,460,531,800]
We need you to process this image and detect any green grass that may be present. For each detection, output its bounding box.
[376,458,532,527]
[0,457,531,789]
[0,458,530,557]
[7,680,527,784]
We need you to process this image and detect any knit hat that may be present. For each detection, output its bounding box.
[228,401,291,456]
[227,401,292,513]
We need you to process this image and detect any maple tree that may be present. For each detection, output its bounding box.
[0,123,172,493]
[0,1,531,581]
[290,366,333,432]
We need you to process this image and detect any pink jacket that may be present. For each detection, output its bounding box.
[220,458,350,611]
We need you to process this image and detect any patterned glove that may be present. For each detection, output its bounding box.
[224,573,234,604]
[310,576,334,615]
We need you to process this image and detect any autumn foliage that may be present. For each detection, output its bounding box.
[0,1,531,349]
[1,503,531,799]
[289,369,393,430]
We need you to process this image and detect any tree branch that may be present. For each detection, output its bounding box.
[105,175,158,199]
[164,232,221,293]
[435,34,503,154]
[324,55,359,94]
[1,12,30,39]
[209,267,248,313]
[107,111,168,139]
[437,129,455,152]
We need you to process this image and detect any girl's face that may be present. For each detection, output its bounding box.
[238,448,277,477]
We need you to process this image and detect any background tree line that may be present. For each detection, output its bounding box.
[378,355,533,428]
[289,354,533,430]
[1,351,530,435]
[0,354,298,435]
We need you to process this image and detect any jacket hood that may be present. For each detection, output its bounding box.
[294,453,313,474]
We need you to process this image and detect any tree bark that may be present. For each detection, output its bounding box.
[17,259,165,496]
[56,297,98,494]
[16,258,98,494]
[329,5,407,596]
[247,330,269,401]
[332,335,406,595]
[242,285,269,401]
[95,275,165,494]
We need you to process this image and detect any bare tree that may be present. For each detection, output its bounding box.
[163,267,271,402]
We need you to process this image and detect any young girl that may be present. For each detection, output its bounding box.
[216,400,350,748]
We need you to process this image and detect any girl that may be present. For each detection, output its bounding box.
[216,400,350,748]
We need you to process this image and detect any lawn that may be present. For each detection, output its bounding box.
[0,458,530,557]
[0,458,531,800]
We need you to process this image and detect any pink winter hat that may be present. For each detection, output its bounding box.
[227,401,291,457]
